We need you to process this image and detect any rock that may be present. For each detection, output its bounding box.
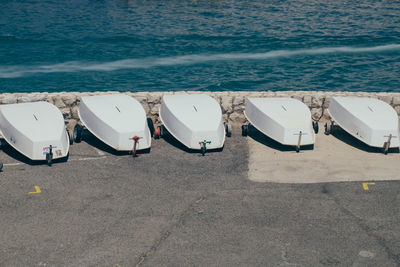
[395,106,400,115]
[233,104,245,112]
[323,96,332,109]
[17,93,47,103]
[311,95,324,108]
[1,96,17,104]
[147,93,162,104]
[53,96,66,108]
[60,107,71,119]
[150,103,160,116]
[221,96,233,113]
[392,96,400,106]
[311,108,323,121]
[232,96,244,106]
[303,95,312,107]
[378,95,392,104]
[222,113,228,122]
[46,95,55,104]
[291,95,303,102]
[62,94,77,105]
[142,104,150,115]
[135,96,147,104]
[229,112,246,124]
[71,106,79,119]
[211,95,220,104]
[65,119,77,132]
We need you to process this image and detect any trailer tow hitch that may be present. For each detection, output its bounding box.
[199,140,211,156]
[129,136,142,157]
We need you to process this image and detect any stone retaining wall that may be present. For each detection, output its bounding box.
[1,91,400,131]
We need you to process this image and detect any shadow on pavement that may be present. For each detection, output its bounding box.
[158,129,224,156]
[79,130,151,156]
[329,125,399,154]
[0,139,69,166]
[247,125,314,152]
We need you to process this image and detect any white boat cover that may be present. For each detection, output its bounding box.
[328,97,399,148]
[245,98,315,146]
[160,94,225,149]
[78,94,151,151]
[0,102,69,160]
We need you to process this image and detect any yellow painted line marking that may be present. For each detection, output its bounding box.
[362,182,375,190]
[28,186,41,194]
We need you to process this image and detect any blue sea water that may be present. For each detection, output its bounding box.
[0,0,400,93]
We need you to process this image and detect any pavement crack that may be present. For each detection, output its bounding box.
[330,195,399,264]
[280,244,303,266]
[134,195,207,266]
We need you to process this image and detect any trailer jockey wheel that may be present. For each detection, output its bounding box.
[46,145,53,166]
[67,129,73,145]
[199,140,211,156]
[241,124,249,136]
[225,123,232,137]
[324,122,331,135]
[147,118,155,137]
[200,145,206,156]
[73,124,83,143]
[312,121,319,134]
[0,139,7,149]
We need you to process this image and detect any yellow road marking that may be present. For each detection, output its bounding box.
[28,186,41,194]
[362,182,375,190]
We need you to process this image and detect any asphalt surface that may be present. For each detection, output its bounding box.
[0,127,399,266]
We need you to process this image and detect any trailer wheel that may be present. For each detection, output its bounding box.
[46,153,53,166]
[67,129,73,145]
[241,124,249,136]
[225,123,232,137]
[0,139,7,149]
[147,118,155,137]
[200,144,206,156]
[0,160,3,172]
[73,124,83,143]
[324,122,331,135]
[312,121,319,134]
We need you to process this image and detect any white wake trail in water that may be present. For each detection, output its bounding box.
[1,44,399,78]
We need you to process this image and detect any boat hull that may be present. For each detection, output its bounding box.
[159,94,225,150]
[0,102,69,160]
[328,97,399,148]
[245,98,315,146]
[78,94,151,151]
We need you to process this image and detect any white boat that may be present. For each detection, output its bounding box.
[0,101,70,165]
[74,94,152,154]
[156,94,231,155]
[242,98,317,152]
[325,96,399,154]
